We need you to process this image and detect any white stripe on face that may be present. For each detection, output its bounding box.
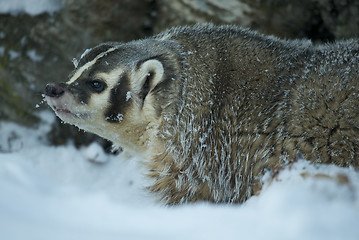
[67,47,118,85]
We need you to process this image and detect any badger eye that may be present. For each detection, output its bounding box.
[87,79,106,93]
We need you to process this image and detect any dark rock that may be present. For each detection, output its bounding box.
[155,0,359,42]
[154,0,254,33]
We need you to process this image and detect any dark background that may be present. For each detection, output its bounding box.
[1,0,358,148]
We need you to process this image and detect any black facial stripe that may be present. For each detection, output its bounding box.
[87,52,122,76]
[104,74,130,123]
[77,43,118,69]
[68,82,91,104]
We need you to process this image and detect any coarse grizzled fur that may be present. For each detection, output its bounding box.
[44,24,359,204]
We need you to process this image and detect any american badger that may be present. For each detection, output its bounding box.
[45,24,359,204]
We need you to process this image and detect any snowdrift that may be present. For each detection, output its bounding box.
[0,112,358,240]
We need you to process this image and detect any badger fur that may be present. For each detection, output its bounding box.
[45,24,359,204]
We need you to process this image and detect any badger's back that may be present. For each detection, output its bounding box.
[151,25,359,203]
[287,41,359,167]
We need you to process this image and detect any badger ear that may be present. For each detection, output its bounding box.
[132,59,164,100]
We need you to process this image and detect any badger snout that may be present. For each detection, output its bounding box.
[44,83,67,98]
[44,82,87,121]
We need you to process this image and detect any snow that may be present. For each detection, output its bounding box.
[72,58,79,68]
[27,49,44,62]
[0,111,359,240]
[8,50,20,60]
[80,48,93,60]
[126,91,132,101]
[0,0,64,16]
[0,46,5,57]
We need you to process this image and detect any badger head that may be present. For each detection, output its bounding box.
[44,41,181,155]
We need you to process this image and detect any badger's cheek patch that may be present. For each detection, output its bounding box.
[104,74,131,123]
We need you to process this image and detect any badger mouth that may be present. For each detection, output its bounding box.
[55,107,91,121]
[55,107,72,114]
[45,94,90,121]
[53,106,79,118]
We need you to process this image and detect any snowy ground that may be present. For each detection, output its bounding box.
[0,111,359,240]
[0,0,64,16]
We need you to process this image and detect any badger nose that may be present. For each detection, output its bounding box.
[44,83,66,98]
